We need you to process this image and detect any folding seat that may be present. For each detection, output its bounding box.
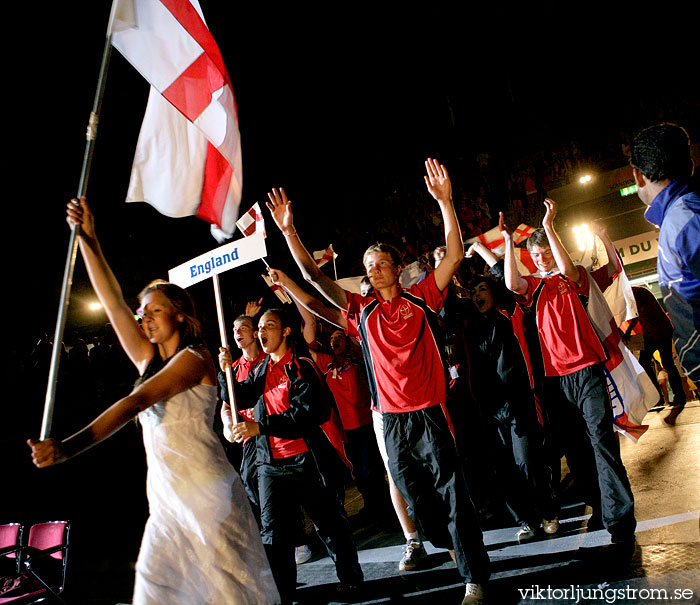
[0,521,70,604]
[0,524,23,575]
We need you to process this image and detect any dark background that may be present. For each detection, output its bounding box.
[6,4,698,343]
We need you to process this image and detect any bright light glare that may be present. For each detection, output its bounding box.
[573,224,594,251]
[88,302,103,311]
[579,174,592,184]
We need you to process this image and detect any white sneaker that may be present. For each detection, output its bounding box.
[462,582,484,605]
[516,523,535,542]
[398,539,427,571]
[295,544,311,565]
[542,517,559,535]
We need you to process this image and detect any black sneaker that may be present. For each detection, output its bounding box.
[335,582,363,603]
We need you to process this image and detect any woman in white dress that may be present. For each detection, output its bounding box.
[28,198,279,604]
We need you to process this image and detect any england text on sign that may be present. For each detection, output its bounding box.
[168,232,267,288]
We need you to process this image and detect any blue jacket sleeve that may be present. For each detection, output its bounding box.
[677,214,700,281]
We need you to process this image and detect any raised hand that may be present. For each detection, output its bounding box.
[245,297,263,318]
[542,198,558,229]
[267,267,289,288]
[266,187,295,235]
[589,220,607,239]
[499,211,512,239]
[465,242,479,258]
[424,158,452,203]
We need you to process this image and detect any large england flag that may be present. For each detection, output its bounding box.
[109,0,241,241]
[586,268,659,441]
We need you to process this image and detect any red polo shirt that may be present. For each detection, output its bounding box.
[343,271,447,413]
[233,351,266,423]
[314,351,372,430]
[264,349,309,459]
[519,268,608,377]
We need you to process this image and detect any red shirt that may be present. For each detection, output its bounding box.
[233,351,266,423]
[314,351,372,430]
[343,271,447,413]
[519,268,608,377]
[264,349,309,459]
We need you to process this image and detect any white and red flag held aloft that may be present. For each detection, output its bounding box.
[109,0,241,242]
[582,240,639,327]
[261,274,292,304]
[466,223,536,256]
[466,223,537,274]
[466,226,505,256]
[236,203,266,237]
[512,224,537,245]
[585,264,657,442]
[313,245,337,268]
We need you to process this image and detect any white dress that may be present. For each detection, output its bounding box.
[132,357,279,604]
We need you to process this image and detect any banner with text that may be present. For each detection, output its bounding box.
[168,232,267,288]
[614,231,659,265]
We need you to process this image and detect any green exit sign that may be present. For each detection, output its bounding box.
[620,185,638,196]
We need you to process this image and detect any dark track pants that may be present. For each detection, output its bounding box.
[384,405,490,584]
[240,438,260,521]
[664,285,700,386]
[345,423,390,512]
[545,364,636,539]
[638,337,686,408]
[487,418,558,524]
[258,452,363,602]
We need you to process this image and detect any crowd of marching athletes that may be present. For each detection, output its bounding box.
[25,123,698,605]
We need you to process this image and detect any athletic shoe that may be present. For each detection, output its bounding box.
[664,405,683,425]
[462,582,485,605]
[516,523,535,542]
[542,517,559,534]
[336,582,363,598]
[295,544,312,565]
[398,539,426,571]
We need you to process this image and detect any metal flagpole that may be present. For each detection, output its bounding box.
[40,31,114,440]
[331,244,338,281]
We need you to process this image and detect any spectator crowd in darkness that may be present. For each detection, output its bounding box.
[320,96,699,284]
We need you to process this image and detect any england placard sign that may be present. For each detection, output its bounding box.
[168,232,267,288]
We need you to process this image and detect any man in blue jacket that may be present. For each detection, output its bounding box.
[631,123,699,423]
